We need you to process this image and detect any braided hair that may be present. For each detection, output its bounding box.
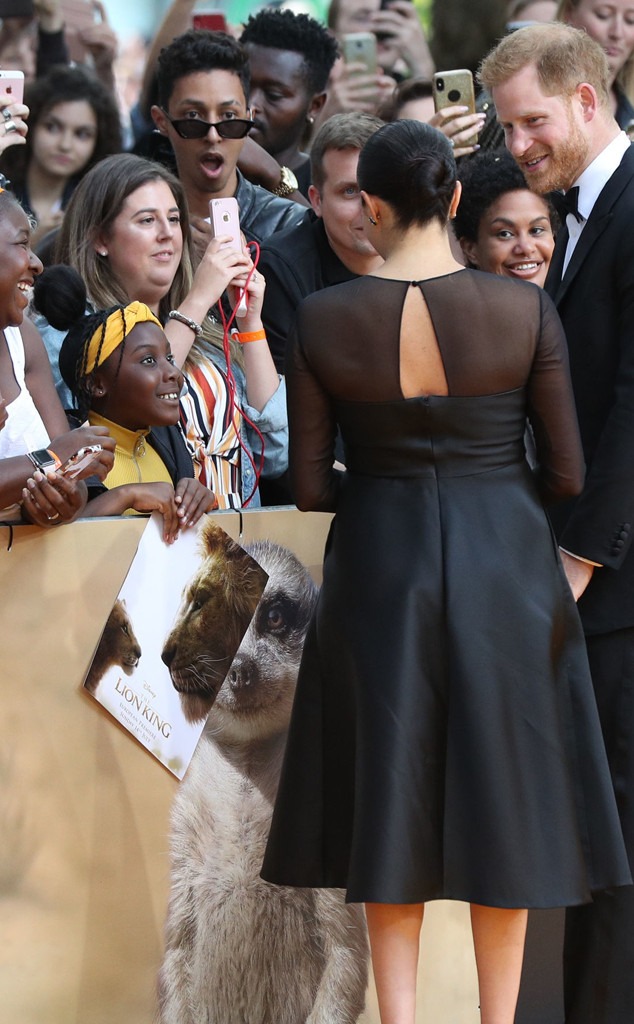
[33,265,132,420]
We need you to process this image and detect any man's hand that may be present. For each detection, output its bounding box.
[559,549,595,602]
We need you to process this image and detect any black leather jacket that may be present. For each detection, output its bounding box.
[234,170,307,247]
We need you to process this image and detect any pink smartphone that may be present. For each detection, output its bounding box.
[0,71,24,107]
[209,197,248,317]
[58,444,103,479]
[192,10,228,32]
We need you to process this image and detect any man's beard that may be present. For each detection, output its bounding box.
[521,110,589,195]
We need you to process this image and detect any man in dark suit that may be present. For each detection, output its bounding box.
[259,112,383,372]
[481,22,634,1024]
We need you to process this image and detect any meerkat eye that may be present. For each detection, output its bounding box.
[266,604,286,631]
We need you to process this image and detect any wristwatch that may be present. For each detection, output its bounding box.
[272,165,298,198]
[26,448,61,473]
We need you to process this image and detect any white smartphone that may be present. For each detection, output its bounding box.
[0,70,24,107]
[209,197,248,318]
[342,32,377,76]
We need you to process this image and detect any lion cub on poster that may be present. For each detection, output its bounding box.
[158,542,369,1024]
[85,599,141,695]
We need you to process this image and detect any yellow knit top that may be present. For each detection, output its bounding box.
[89,413,172,514]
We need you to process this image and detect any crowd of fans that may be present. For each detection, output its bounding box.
[4,4,634,1023]
[0,0,632,520]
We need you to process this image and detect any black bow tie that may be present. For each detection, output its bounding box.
[551,186,583,224]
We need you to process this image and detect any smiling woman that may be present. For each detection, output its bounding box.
[0,190,115,525]
[454,148,556,287]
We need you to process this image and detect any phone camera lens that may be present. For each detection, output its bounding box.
[436,78,444,91]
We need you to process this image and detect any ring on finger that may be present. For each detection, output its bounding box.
[448,138,455,147]
[2,107,12,121]
[47,512,60,521]
[4,119,17,134]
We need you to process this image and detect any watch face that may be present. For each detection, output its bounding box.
[281,167,298,190]
[29,449,57,470]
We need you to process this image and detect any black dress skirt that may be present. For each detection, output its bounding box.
[261,270,632,907]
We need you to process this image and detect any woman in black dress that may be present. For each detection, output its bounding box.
[261,121,631,1024]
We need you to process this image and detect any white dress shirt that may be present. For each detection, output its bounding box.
[562,131,631,274]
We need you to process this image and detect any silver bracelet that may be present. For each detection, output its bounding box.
[168,309,203,336]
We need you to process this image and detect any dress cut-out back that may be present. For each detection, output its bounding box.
[261,270,630,906]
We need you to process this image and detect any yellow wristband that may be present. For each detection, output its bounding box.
[236,329,266,344]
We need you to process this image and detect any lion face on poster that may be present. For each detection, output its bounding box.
[161,520,268,724]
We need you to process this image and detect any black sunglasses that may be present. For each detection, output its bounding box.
[161,110,253,140]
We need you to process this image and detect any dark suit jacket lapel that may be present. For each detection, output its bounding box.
[548,143,634,307]
[545,224,568,299]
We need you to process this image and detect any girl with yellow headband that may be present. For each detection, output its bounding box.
[36,265,217,543]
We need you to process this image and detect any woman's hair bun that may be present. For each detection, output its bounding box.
[32,265,88,331]
[357,119,457,229]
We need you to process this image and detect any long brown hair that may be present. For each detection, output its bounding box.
[557,0,634,101]
[54,154,194,323]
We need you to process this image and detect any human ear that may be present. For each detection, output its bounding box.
[88,372,107,399]
[308,184,322,217]
[576,82,598,122]
[459,237,480,268]
[308,92,327,122]
[92,231,108,258]
[360,190,380,225]
[449,180,462,220]
[151,104,170,136]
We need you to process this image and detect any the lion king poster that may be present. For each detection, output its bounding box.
[83,515,268,779]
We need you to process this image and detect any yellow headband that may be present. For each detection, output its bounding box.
[86,301,163,375]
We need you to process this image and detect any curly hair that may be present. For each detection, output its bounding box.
[240,9,339,94]
[0,64,122,190]
[453,148,538,242]
[156,30,250,109]
[54,153,194,324]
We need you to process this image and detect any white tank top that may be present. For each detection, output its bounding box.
[0,326,51,521]
[0,325,51,459]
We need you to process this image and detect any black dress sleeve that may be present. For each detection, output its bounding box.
[526,290,585,504]
[286,321,342,512]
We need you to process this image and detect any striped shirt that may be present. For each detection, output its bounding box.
[180,358,243,510]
